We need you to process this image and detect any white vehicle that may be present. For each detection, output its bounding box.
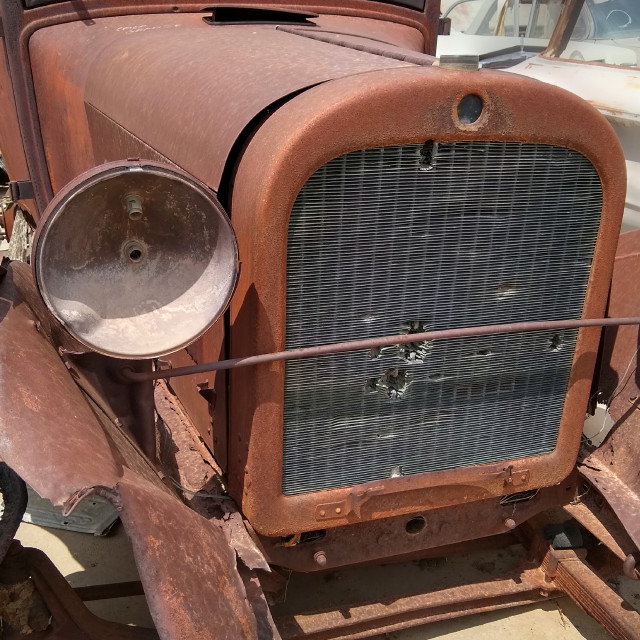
[439,0,640,228]
[438,0,639,67]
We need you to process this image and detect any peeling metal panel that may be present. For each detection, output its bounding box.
[283,141,602,494]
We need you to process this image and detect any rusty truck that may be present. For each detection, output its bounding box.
[0,0,639,637]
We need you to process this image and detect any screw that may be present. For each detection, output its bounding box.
[314,551,327,568]
[504,518,517,530]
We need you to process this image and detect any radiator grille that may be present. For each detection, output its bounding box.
[283,141,602,495]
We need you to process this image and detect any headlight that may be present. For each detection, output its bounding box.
[33,160,238,359]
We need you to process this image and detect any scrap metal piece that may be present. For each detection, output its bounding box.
[23,486,118,536]
[578,460,640,552]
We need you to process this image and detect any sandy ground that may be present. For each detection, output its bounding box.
[15,518,640,638]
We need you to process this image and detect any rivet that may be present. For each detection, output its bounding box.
[335,507,342,514]
[504,518,517,530]
[319,510,326,517]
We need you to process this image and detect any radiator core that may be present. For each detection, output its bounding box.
[283,141,602,495]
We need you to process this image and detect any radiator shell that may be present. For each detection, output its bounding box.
[229,65,625,537]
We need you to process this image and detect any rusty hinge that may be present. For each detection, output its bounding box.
[9,180,34,201]
[438,17,451,36]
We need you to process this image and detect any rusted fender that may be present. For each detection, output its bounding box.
[0,262,260,640]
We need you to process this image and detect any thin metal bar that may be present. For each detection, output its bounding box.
[120,317,640,383]
[74,580,145,602]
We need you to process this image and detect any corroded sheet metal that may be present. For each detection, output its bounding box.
[29,13,415,192]
[115,479,260,640]
[0,263,261,639]
[0,264,121,505]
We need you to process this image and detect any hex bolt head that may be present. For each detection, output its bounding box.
[314,551,327,568]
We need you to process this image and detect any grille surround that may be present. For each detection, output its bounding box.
[282,141,602,496]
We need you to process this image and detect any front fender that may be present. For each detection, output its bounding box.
[0,260,259,640]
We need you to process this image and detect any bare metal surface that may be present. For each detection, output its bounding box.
[122,317,640,382]
[33,160,238,359]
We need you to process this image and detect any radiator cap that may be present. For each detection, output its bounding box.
[33,160,238,359]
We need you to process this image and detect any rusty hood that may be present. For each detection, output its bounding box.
[28,12,423,193]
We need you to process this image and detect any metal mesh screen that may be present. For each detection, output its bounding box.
[283,141,602,495]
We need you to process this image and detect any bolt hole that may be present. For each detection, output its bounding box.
[457,94,483,125]
[405,516,426,535]
[129,249,142,262]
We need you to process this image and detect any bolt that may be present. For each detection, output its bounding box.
[335,507,342,514]
[319,510,326,517]
[504,518,517,530]
[314,551,327,568]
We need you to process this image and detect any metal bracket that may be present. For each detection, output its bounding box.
[438,17,451,35]
[315,487,384,522]
[496,465,530,487]
[8,180,34,201]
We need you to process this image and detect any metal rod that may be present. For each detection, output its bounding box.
[121,317,640,383]
[74,580,145,602]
